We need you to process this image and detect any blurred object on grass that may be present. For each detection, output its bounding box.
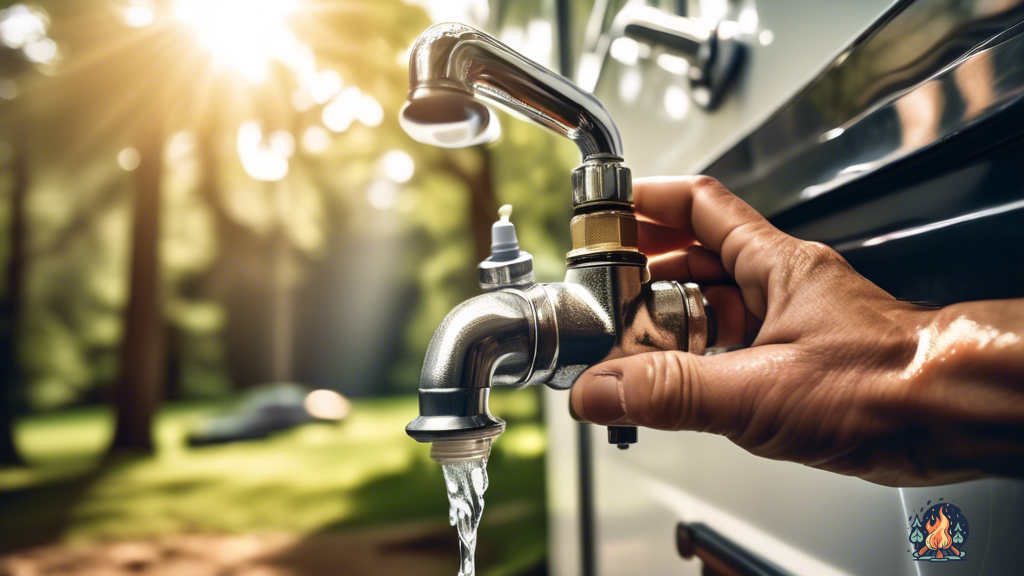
[186,383,348,447]
[0,391,546,575]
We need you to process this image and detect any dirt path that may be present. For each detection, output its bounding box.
[0,522,462,576]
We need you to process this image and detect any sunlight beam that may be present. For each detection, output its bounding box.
[173,0,302,83]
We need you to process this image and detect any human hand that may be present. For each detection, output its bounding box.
[569,176,1024,486]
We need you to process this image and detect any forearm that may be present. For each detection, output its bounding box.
[900,298,1024,478]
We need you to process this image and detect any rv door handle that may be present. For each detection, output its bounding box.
[578,4,744,110]
[676,521,791,576]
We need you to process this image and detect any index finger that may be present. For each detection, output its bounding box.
[634,176,781,272]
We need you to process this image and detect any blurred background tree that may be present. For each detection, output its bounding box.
[0,0,575,455]
[0,16,33,465]
[0,1,579,572]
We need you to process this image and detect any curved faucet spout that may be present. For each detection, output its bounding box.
[401,22,623,160]
[406,290,537,444]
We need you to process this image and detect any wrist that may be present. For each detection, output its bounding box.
[898,305,950,386]
[896,301,1024,477]
[905,301,1022,385]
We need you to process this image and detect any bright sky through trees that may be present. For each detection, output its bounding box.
[172,0,304,83]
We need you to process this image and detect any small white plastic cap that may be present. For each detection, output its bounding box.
[490,204,520,259]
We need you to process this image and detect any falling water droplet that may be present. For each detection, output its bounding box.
[441,458,489,576]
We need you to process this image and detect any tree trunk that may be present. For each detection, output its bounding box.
[193,115,274,390]
[0,125,28,466]
[109,117,166,456]
[447,149,498,263]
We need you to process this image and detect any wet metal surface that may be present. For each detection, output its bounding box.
[707,0,1024,218]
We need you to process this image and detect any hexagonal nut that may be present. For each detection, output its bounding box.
[571,160,632,207]
[569,210,639,253]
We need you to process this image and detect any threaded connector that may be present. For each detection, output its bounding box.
[429,438,494,464]
[567,209,640,260]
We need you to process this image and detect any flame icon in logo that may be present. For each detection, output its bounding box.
[910,501,968,561]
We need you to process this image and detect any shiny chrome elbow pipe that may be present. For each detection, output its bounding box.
[406,285,557,462]
[406,289,538,444]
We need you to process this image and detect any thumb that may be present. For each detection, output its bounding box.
[569,347,783,433]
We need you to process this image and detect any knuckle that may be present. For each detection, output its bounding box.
[726,221,777,272]
[690,176,731,209]
[793,240,845,274]
[764,240,848,312]
[803,240,840,260]
[690,174,723,193]
[737,223,777,256]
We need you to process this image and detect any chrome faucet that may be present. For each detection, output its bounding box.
[401,23,714,463]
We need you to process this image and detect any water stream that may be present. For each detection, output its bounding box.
[441,458,490,576]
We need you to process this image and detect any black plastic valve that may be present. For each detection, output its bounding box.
[608,425,637,449]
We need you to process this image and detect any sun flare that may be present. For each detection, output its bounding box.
[173,0,307,83]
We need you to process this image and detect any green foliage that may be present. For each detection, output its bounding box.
[0,0,437,409]
[0,394,547,574]
[4,158,134,410]
[0,0,579,407]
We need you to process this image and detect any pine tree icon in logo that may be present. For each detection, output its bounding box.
[910,515,925,545]
[953,523,965,545]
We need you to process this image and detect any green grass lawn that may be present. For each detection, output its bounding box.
[0,390,548,575]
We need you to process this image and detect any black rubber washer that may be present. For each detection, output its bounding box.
[567,251,648,268]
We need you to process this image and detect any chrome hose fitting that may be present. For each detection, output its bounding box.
[570,155,632,208]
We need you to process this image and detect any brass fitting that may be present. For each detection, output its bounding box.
[568,210,640,259]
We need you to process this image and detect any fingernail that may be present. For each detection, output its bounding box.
[581,374,626,424]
